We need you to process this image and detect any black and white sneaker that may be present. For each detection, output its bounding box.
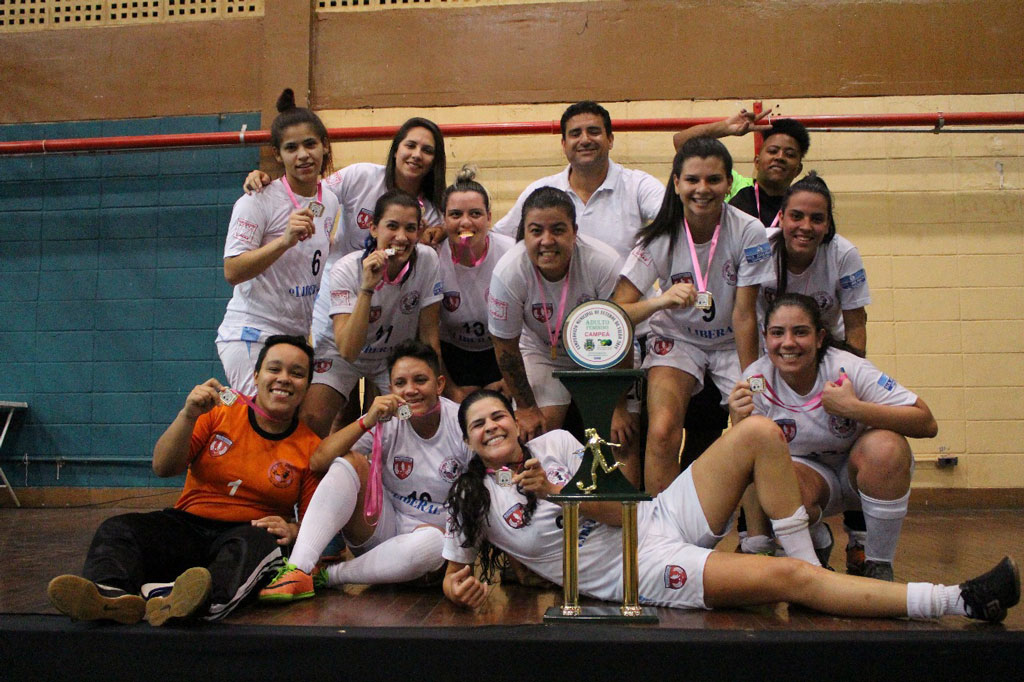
[813,523,834,570]
[960,556,1020,623]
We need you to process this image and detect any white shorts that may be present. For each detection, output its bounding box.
[643,336,740,405]
[634,467,726,610]
[793,452,915,518]
[216,339,262,396]
[523,351,575,408]
[311,350,390,397]
[345,492,437,555]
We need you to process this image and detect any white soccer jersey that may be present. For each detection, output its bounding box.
[488,233,622,360]
[353,397,471,527]
[311,163,442,355]
[442,430,627,601]
[217,179,336,343]
[437,233,515,352]
[320,244,443,360]
[492,161,665,258]
[746,347,918,469]
[620,203,774,350]
[758,230,871,340]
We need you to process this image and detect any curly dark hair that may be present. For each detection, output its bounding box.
[446,389,538,581]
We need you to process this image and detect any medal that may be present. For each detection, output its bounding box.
[396,404,413,420]
[281,176,323,218]
[496,468,514,487]
[384,247,397,257]
[218,388,237,406]
[695,291,713,311]
[747,376,765,393]
[683,216,721,314]
[309,201,324,218]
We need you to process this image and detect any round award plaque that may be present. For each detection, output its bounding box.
[562,300,634,370]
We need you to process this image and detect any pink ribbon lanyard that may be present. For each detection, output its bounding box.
[362,400,442,524]
[281,176,322,210]
[230,390,278,422]
[532,258,572,359]
[364,425,385,525]
[753,182,781,228]
[375,252,412,290]
[453,234,489,267]
[755,369,846,414]
[683,217,721,294]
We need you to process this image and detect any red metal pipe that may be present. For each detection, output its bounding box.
[1,111,1022,156]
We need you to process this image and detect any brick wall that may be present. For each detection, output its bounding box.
[0,113,260,487]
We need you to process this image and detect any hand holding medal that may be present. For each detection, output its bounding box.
[285,208,316,245]
[182,378,228,420]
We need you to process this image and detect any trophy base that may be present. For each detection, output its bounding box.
[543,604,659,623]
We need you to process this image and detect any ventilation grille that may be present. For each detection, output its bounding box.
[0,0,262,31]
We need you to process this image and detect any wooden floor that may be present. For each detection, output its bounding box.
[3,505,1023,631]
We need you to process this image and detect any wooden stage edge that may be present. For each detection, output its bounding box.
[4,485,1024,510]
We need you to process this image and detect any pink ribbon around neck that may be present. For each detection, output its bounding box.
[375,250,412,290]
[683,216,721,295]
[363,400,442,524]
[280,175,322,210]
[230,389,280,422]
[752,368,846,414]
[453,234,489,267]
[753,182,781,228]
[532,258,572,359]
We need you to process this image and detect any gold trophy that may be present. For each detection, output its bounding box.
[544,301,657,623]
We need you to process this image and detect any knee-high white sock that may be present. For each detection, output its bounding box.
[860,490,909,564]
[327,526,444,586]
[770,505,822,567]
[290,458,360,573]
[906,582,967,619]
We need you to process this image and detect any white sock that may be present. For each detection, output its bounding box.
[327,526,444,586]
[860,490,909,564]
[770,505,822,566]
[906,582,966,619]
[289,457,360,573]
[739,534,775,554]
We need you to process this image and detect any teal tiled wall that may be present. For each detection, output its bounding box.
[0,113,261,487]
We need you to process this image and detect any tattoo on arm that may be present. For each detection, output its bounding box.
[497,348,537,408]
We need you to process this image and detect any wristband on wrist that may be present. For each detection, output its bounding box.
[358,415,371,432]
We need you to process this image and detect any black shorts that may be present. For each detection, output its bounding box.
[441,341,502,388]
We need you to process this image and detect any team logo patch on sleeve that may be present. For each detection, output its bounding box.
[722,259,738,286]
[840,269,867,290]
[230,217,259,245]
[663,564,687,589]
[631,246,653,267]
[314,358,333,373]
[442,291,461,312]
[744,242,772,264]
[268,461,296,488]
[393,455,414,480]
[877,373,896,391]
[356,208,374,230]
[488,293,508,321]
[438,457,462,483]
[671,272,694,285]
[400,292,421,314]
[813,292,835,311]
[208,433,233,457]
[503,503,526,529]
[433,281,443,296]
[775,419,797,443]
[331,289,351,308]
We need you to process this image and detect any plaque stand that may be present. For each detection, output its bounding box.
[543,369,658,623]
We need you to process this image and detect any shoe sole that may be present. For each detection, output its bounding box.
[47,575,145,624]
[145,567,212,626]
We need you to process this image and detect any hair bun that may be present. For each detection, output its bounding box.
[456,164,477,183]
[276,88,297,113]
